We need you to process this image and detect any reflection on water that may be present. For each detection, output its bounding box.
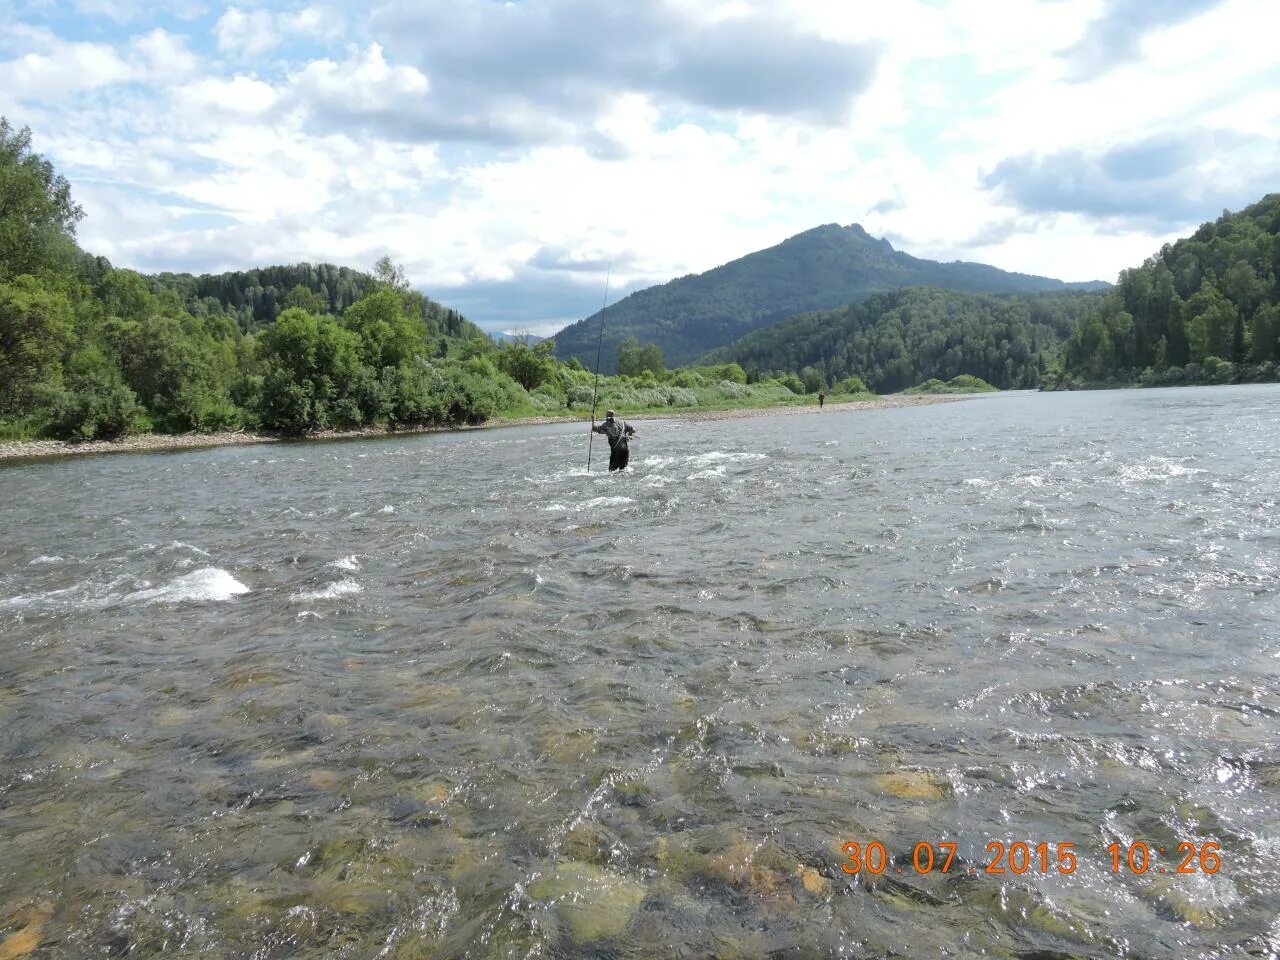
[2,385,1280,958]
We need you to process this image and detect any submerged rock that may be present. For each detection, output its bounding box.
[528,862,646,943]
[563,819,617,866]
[795,866,829,896]
[0,901,53,960]
[542,729,599,764]
[872,770,951,800]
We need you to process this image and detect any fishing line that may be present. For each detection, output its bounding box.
[586,260,611,473]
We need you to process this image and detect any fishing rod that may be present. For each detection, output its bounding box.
[586,260,611,473]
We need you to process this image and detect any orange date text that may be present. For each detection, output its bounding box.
[839,840,1221,876]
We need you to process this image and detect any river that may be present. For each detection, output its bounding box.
[2,385,1279,958]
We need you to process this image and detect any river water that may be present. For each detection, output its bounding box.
[2,385,1279,959]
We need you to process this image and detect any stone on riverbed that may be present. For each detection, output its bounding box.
[872,769,951,800]
[528,862,646,943]
[0,901,54,960]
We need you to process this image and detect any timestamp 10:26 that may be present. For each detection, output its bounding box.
[840,840,1222,876]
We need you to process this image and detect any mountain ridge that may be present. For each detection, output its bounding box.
[553,222,1108,371]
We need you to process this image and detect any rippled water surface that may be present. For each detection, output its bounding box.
[3,386,1280,959]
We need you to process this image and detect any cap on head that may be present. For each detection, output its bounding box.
[605,409,615,418]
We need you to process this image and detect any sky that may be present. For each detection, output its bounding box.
[3,0,1278,337]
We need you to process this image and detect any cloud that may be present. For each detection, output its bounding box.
[528,245,635,274]
[0,38,138,99]
[176,75,281,117]
[349,0,880,144]
[289,44,564,146]
[133,29,199,77]
[215,7,280,58]
[1059,0,1226,82]
[982,130,1277,228]
[0,29,196,101]
[215,4,343,59]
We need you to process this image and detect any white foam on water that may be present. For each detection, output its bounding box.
[123,568,250,605]
[963,478,992,487]
[646,450,767,471]
[539,467,591,483]
[541,495,636,513]
[1117,457,1209,485]
[291,579,363,602]
[28,555,64,565]
[581,496,635,509]
[688,466,726,480]
[328,555,361,572]
[379,505,395,514]
[3,576,134,612]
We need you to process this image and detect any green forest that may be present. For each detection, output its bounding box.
[1051,195,1280,387]
[703,287,1103,392]
[0,118,589,441]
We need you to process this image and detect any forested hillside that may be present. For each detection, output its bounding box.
[704,287,1104,392]
[554,223,1107,371]
[1053,195,1280,386]
[0,117,516,440]
[149,263,480,340]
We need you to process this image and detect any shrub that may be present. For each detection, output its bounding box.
[780,374,806,394]
[40,372,143,440]
[566,384,595,408]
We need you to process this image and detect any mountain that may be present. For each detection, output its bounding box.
[703,287,1105,392]
[1053,193,1280,386]
[553,223,1109,371]
[494,331,546,345]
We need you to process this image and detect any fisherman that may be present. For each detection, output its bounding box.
[818,391,826,409]
[591,409,636,472]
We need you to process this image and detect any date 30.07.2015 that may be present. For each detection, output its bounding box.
[839,840,1222,876]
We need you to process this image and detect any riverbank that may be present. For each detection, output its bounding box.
[0,394,959,462]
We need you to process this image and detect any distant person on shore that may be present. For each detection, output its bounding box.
[818,392,825,409]
[592,409,636,472]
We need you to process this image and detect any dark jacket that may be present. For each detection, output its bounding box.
[592,416,635,449]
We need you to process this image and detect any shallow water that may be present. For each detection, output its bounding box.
[2,385,1279,958]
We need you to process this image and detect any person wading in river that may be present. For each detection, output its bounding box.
[591,409,636,472]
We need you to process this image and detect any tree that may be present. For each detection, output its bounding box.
[0,276,73,415]
[616,336,664,376]
[372,255,410,292]
[616,336,642,376]
[1183,282,1236,361]
[1249,304,1279,363]
[635,341,664,376]
[343,288,427,368]
[0,118,84,282]
[283,283,327,314]
[256,308,364,432]
[799,365,825,394]
[496,340,554,390]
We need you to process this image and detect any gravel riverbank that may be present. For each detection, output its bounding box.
[0,394,960,462]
